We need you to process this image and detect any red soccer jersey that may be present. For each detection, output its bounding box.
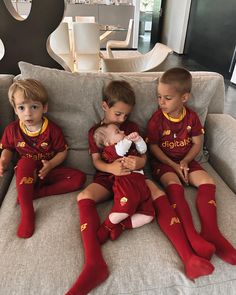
[0,117,67,163]
[146,106,204,161]
[88,120,140,155]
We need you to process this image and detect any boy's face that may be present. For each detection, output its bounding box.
[13,89,48,131]
[102,101,133,125]
[157,82,189,118]
[105,124,125,146]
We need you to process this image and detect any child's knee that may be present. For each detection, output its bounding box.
[17,158,36,169]
[70,170,86,189]
[77,189,92,202]
[15,158,37,177]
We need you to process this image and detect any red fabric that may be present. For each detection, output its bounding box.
[15,158,36,238]
[166,184,215,260]
[65,199,109,295]
[146,106,204,161]
[88,120,139,155]
[89,120,140,191]
[152,159,204,181]
[1,118,67,162]
[153,195,214,279]
[102,143,139,163]
[197,184,236,264]
[97,214,132,244]
[34,167,86,199]
[112,173,155,217]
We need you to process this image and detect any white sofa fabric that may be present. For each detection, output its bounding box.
[0,62,236,295]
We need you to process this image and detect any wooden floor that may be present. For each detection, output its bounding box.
[138,33,236,119]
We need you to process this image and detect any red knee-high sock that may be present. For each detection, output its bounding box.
[197,184,236,264]
[34,169,86,199]
[166,184,215,260]
[65,199,109,295]
[154,195,214,280]
[16,158,36,238]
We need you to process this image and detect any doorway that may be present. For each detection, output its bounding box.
[138,0,165,53]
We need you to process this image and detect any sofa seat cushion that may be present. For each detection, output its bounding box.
[1,163,236,295]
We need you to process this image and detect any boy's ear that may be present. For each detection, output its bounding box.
[43,103,48,113]
[102,101,109,111]
[182,93,190,103]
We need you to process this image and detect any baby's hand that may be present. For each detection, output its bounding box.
[109,158,131,176]
[126,132,140,142]
[38,160,52,179]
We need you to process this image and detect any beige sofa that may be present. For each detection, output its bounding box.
[1,61,236,295]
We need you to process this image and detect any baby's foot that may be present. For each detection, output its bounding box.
[97,223,111,244]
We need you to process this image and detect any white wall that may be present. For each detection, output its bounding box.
[162,0,191,54]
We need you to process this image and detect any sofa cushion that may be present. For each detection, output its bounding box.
[1,164,236,295]
[18,62,224,171]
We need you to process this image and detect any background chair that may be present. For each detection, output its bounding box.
[63,16,73,30]
[75,16,95,23]
[49,22,74,72]
[106,19,134,58]
[101,43,173,72]
[73,22,101,72]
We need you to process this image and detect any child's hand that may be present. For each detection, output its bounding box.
[38,160,52,179]
[172,162,189,185]
[123,155,145,171]
[109,158,131,176]
[180,160,189,185]
[126,132,140,142]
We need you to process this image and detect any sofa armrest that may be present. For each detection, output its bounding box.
[0,163,14,206]
[205,114,236,193]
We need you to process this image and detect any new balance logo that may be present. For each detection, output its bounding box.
[19,177,34,185]
[208,200,216,207]
[170,217,180,226]
[81,223,88,232]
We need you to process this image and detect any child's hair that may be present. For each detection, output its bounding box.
[8,79,49,107]
[103,80,136,107]
[93,124,110,148]
[159,67,192,94]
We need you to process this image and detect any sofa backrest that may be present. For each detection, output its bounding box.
[17,61,225,175]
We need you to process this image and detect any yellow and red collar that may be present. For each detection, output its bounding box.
[162,107,186,123]
[20,117,48,137]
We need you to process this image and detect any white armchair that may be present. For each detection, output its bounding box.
[101,43,173,72]
[73,22,101,72]
[48,22,74,72]
[106,19,134,58]
[75,16,96,23]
